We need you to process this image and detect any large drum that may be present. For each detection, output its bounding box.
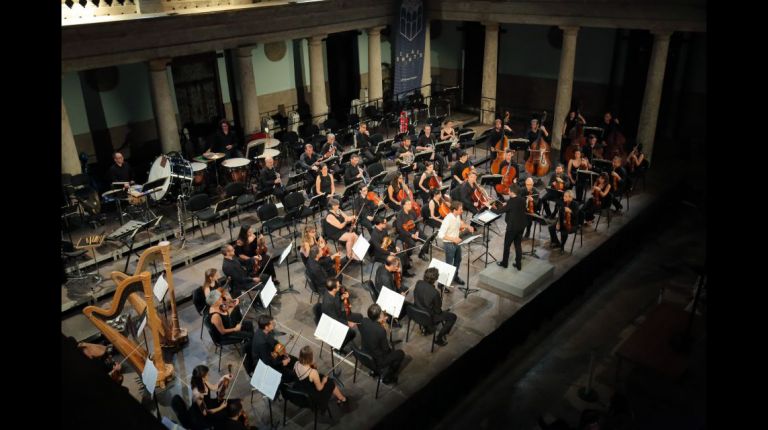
[128,185,146,206]
[147,153,193,201]
[191,162,208,186]
[221,158,251,184]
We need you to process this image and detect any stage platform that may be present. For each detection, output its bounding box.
[478,257,554,298]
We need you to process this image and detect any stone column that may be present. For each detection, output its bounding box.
[148,58,181,154]
[480,22,499,125]
[551,26,580,151]
[367,26,385,104]
[237,46,261,135]
[421,20,432,100]
[308,35,328,125]
[62,97,81,175]
[636,30,673,164]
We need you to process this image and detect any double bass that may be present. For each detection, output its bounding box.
[525,111,552,177]
[564,112,586,162]
[490,112,510,174]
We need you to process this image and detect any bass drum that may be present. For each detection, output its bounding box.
[146,153,193,201]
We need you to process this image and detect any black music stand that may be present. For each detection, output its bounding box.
[470,210,502,266]
[524,212,548,259]
[458,234,482,299]
[480,174,503,200]
[214,197,238,242]
[413,151,433,165]
[591,159,612,174]
[340,149,360,165]
[122,216,163,272]
[285,172,305,193]
[434,140,452,157]
[276,241,299,294]
[374,139,393,158]
[508,138,530,164]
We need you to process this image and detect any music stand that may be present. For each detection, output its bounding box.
[480,174,503,200]
[508,138,530,164]
[276,241,299,294]
[591,159,612,174]
[123,216,163,272]
[340,148,360,165]
[470,210,502,266]
[109,183,129,225]
[374,139,393,158]
[414,150,433,165]
[285,172,305,193]
[214,197,238,242]
[524,212,549,259]
[458,234,482,299]
[434,140,452,157]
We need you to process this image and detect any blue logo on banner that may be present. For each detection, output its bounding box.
[393,0,426,99]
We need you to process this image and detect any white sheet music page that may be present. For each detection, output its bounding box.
[428,258,457,286]
[314,313,349,350]
[376,286,405,317]
[260,277,277,307]
[352,236,370,261]
[279,241,293,265]
[153,274,169,302]
[141,357,158,395]
[477,210,498,224]
[251,359,282,401]
[459,234,482,246]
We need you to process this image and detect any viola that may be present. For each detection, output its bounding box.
[593,186,602,207]
[340,286,352,317]
[381,235,393,252]
[218,363,233,400]
[394,269,402,292]
[334,254,341,274]
[402,219,416,232]
[554,177,565,191]
[252,243,268,274]
[527,195,535,214]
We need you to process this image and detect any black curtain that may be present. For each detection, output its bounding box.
[326,31,361,127]
[461,21,485,109]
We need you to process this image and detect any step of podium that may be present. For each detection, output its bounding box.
[477,257,554,299]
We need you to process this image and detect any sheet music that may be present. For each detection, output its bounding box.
[352,236,370,261]
[260,277,277,308]
[459,234,482,246]
[153,275,169,302]
[376,286,406,317]
[279,241,293,265]
[314,314,349,350]
[428,258,458,286]
[476,210,499,224]
[141,357,158,395]
[251,359,282,401]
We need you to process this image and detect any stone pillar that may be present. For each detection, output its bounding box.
[421,20,432,99]
[367,26,385,104]
[148,58,181,154]
[236,46,261,135]
[480,22,499,125]
[308,35,328,125]
[636,30,673,164]
[551,26,580,151]
[62,97,81,175]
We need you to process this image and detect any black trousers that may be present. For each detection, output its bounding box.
[501,228,523,266]
[575,179,589,202]
[340,312,364,350]
[434,311,457,339]
[548,224,569,248]
[540,190,562,217]
[378,349,405,380]
[360,148,379,163]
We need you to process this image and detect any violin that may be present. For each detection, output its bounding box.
[554,177,565,191]
[402,219,416,232]
[334,254,341,274]
[271,334,296,360]
[613,172,620,192]
[527,195,535,214]
[490,112,510,174]
[394,268,402,292]
[381,235,393,252]
[218,363,233,401]
[593,185,602,207]
[340,286,352,317]
[367,191,383,206]
[252,242,268,274]
[103,353,124,384]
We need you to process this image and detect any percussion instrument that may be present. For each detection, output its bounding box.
[203,152,226,161]
[256,148,280,160]
[245,140,264,159]
[193,155,214,164]
[128,185,146,206]
[263,138,281,149]
[221,158,251,184]
[191,162,208,186]
[146,154,193,201]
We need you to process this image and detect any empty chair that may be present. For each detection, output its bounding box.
[186,194,218,239]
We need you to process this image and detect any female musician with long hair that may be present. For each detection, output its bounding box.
[323,198,360,261]
[417,161,438,203]
[293,346,348,407]
[190,364,231,426]
[583,172,612,224]
[300,225,339,276]
[234,224,278,282]
[567,149,592,202]
[314,163,335,209]
[386,171,405,211]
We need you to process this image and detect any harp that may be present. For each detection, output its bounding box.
[83,271,174,389]
[110,241,189,349]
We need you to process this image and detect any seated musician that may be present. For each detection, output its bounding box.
[498,149,520,191]
[250,314,297,381]
[221,244,266,297]
[487,118,512,160]
[436,200,474,286]
[451,151,471,190]
[541,164,569,218]
[355,122,379,163]
[323,198,360,261]
[293,346,348,407]
[321,279,363,351]
[220,399,258,430]
[353,185,379,234]
[524,118,549,160]
[440,120,460,158]
[202,268,241,321]
[315,163,335,208]
[417,125,446,176]
[108,152,133,188]
[610,156,627,212]
[301,226,341,274]
[76,340,124,386]
[234,224,279,283]
[370,216,413,276]
[386,172,406,211]
[520,177,540,239]
[359,304,406,385]
[582,134,602,160]
[548,190,581,251]
[259,157,285,202]
[190,364,232,426]
[344,154,365,186]
[206,288,254,352]
[567,149,592,202]
[319,133,344,178]
[305,245,333,293]
[396,135,417,177]
[424,188,446,230]
[455,170,483,215]
[298,144,321,191]
[417,161,439,203]
[209,119,242,159]
[583,172,612,224]
[414,267,457,347]
[373,256,409,320]
[396,198,430,264]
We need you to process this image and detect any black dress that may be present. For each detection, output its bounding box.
[294,363,335,408]
[317,173,332,208]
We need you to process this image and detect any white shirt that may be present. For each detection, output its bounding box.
[437,212,462,243]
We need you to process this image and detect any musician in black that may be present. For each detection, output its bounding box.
[386,172,405,212]
[250,314,297,380]
[540,164,569,218]
[497,190,527,271]
[416,161,438,203]
[259,156,285,202]
[561,110,586,163]
[344,154,366,186]
[520,177,539,239]
[319,133,344,178]
[314,163,335,209]
[354,122,378,163]
[416,125,446,177]
[609,156,627,212]
[108,152,133,186]
[414,267,457,346]
[395,199,430,264]
[487,118,512,160]
[221,244,265,297]
[424,188,446,230]
[322,198,360,261]
[548,190,580,252]
[582,134,602,160]
[209,119,242,159]
[600,112,620,146]
[498,149,520,192]
[359,304,406,384]
[306,245,332,291]
[567,149,592,202]
[454,170,481,215]
[396,136,417,179]
[352,185,379,235]
[451,151,471,190]
[298,144,321,190]
[524,118,549,160]
[374,256,409,296]
[321,279,363,351]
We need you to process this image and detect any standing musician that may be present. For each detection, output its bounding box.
[561,110,586,163]
[355,122,379,163]
[321,279,363,351]
[370,217,414,277]
[315,163,335,209]
[414,267,457,346]
[221,244,266,297]
[567,149,592,202]
[451,151,471,190]
[417,125,447,176]
[209,119,242,159]
[234,225,278,283]
[436,200,474,286]
[417,161,440,203]
[520,177,539,239]
[259,157,285,202]
[108,152,133,187]
[524,118,549,160]
[386,172,406,211]
[488,118,513,160]
[359,304,406,385]
[583,172,612,225]
[395,199,431,264]
[396,135,417,178]
[497,187,527,271]
[298,144,322,190]
[250,314,297,380]
[319,133,344,177]
[582,134,603,160]
[610,155,627,212]
[344,154,366,186]
[548,190,580,251]
[323,198,360,261]
[424,188,447,230]
[440,120,460,160]
[600,112,620,146]
[540,164,570,218]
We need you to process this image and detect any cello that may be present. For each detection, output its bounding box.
[490,112,510,174]
[525,111,552,177]
[495,162,517,196]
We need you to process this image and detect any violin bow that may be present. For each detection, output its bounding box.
[224,353,248,401]
[287,329,304,356]
[233,280,265,302]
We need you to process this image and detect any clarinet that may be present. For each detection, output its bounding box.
[176,194,186,245]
